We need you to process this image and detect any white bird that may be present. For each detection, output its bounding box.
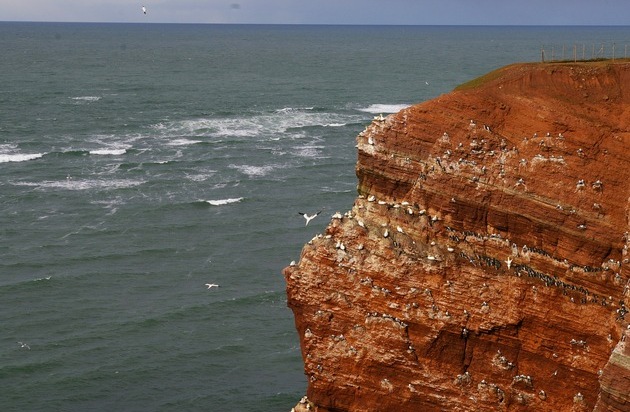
[505,257,513,269]
[299,211,321,226]
[205,283,220,289]
[142,5,147,14]
[18,342,30,350]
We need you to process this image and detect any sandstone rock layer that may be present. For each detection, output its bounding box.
[285,61,630,411]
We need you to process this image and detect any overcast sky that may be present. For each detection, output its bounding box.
[2,0,629,25]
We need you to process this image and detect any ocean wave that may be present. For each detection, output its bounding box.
[357,103,410,114]
[292,144,326,159]
[275,106,316,113]
[12,178,144,191]
[203,197,244,206]
[0,153,44,163]
[70,96,101,102]
[165,138,203,146]
[184,170,217,182]
[56,149,90,157]
[229,164,276,178]
[89,148,127,156]
[150,108,363,141]
[0,143,18,151]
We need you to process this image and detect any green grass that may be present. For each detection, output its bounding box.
[453,65,516,91]
[453,58,630,92]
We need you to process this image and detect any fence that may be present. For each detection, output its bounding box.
[540,42,630,62]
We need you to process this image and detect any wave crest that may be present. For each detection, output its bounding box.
[204,197,243,206]
[358,103,410,114]
[0,153,44,163]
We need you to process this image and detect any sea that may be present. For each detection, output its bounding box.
[1,23,629,411]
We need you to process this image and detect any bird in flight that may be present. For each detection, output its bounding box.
[142,5,147,14]
[17,342,30,350]
[205,283,220,289]
[299,211,321,226]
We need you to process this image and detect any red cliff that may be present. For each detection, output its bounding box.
[285,61,630,411]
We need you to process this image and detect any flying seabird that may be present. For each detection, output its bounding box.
[205,283,220,289]
[18,342,30,350]
[299,211,321,226]
[142,5,147,14]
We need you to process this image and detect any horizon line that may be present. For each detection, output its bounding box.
[2,20,630,28]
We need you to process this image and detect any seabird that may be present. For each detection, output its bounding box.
[505,256,513,269]
[18,342,30,350]
[205,283,220,289]
[142,5,147,14]
[298,211,321,226]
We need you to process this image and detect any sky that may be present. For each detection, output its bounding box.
[1,0,629,25]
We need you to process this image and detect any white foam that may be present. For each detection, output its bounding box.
[166,138,203,146]
[293,145,325,159]
[89,148,127,156]
[14,178,144,191]
[151,109,362,141]
[229,164,275,178]
[71,96,101,102]
[358,104,410,114]
[0,153,44,163]
[205,197,243,206]
[186,171,217,182]
[275,107,315,113]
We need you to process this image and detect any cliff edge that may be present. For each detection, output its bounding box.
[284,61,630,411]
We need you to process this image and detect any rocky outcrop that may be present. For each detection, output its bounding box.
[595,328,630,411]
[285,61,630,411]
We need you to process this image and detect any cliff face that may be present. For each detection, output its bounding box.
[284,61,630,412]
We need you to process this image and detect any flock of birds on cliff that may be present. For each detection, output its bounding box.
[285,112,627,310]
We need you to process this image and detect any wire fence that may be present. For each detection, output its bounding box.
[540,41,630,62]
